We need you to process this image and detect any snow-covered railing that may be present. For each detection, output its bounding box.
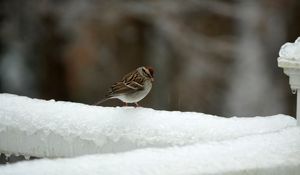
[1,127,300,175]
[1,38,300,175]
[0,94,300,174]
[0,94,296,158]
[278,37,300,126]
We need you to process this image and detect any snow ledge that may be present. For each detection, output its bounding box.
[0,93,297,158]
[1,127,300,175]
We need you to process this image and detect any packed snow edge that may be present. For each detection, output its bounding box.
[0,93,297,158]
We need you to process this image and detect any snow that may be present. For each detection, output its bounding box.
[0,93,299,175]
[279,37,300,60]
[278,37,300,94]
[0,93,296,158]
[1,127,300,175]
[278,37,300,71]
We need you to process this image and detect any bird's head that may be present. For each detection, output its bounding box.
[140,66,154,82]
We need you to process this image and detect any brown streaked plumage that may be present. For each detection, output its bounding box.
[95,66,154,107]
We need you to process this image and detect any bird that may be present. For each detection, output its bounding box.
[95,66,154,107]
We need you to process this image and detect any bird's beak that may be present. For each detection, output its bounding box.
[151,78,154,82]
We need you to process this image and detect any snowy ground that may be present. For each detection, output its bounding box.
[0,93,299,175]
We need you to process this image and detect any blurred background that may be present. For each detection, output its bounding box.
[0,0,299,117]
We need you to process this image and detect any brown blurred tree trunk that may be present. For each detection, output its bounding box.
[37,14,69,100]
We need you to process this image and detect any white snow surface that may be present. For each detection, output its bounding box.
[279,37,300,60]
[0,93,296,158]
[0,93,300,175]
[1,127,300,175]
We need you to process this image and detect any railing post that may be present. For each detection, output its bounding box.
[278,37,300,126]
[278,58,300,126]
[297,90,300,125]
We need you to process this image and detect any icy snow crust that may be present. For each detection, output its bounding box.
[0,94,296,158]
[1,127,300,175]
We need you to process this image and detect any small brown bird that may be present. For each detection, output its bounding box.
[95,66,154,107]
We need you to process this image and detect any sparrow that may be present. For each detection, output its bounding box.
[95,66,154,107]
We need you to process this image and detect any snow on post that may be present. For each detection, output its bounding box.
[0,93,297,158]
[278,37,300,126]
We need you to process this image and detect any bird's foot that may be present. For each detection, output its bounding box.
[135,103,141,107]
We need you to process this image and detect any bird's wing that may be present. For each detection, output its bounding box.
[124,77,145,90]
[106,78,145,97]
[121,69,138,82]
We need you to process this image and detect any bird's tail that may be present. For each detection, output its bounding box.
[94,97,110,106]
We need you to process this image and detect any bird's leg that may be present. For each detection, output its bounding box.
[124,102,128,107]
[135,103,140,107]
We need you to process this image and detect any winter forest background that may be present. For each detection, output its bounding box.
[0,0,300,117]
